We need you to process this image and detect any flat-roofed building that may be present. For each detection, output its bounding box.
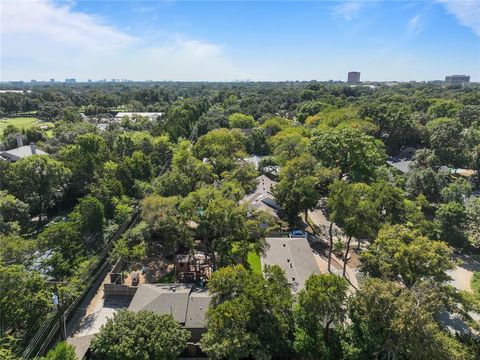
[445,75,470,85]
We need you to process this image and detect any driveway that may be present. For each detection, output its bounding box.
[448,254,480,293]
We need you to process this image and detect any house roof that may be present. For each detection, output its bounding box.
[185,288,211,328]
[128,284,211,329]
[128,284,192,323]
[0,145,47,162]
[386,157,412,174]
[115,112,163,119]
[262,237,321,293]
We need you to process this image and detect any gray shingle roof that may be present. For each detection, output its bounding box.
[386,157,412,174]
[128,284,211,329]
[185,288,211,328]
[262,237,321,292]
[128,284,192,324]
[0,145,47,162]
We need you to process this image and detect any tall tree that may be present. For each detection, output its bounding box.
[273,154,320,226]
[343,279,473,360]
[194,128,246,175]
[201,265,294,360]
[310,128,386,182]
[6,155,70,221]
[327,181,380,276]
[360,225,454,288]
[294,274,349,359]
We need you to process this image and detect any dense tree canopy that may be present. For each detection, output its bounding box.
[90,310,189,360]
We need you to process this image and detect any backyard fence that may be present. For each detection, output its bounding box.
[20,209,140,359]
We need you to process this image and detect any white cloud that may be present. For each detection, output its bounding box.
[437,0,480,36]
[332,1,363,21]
[407,14,423,37]
[0,0,240,81]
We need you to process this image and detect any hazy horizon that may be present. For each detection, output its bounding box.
[1,0,479,82]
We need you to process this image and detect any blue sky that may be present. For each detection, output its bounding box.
[1,0,479,81]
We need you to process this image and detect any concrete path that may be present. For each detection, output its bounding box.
[448,254,480,293]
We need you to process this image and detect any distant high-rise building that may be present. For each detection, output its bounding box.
[347,71,361,83]
[50,78,55,83]
[30,79,37,83]
[445,75,470,85]
[65,78,76,83]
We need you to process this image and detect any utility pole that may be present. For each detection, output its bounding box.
[49,279,67,341]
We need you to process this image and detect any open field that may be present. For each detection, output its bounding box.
[0,116,54,135]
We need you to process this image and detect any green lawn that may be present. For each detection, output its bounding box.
[472,272,480,295]
[247,250,262,275]
[0,117,53,136]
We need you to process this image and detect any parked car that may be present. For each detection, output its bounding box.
[289,230,308,238]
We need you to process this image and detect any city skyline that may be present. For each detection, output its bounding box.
[1,0,479,82]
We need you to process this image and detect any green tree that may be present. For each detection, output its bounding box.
[273,154,320,226]
[428,99,463,119]
[61,107,82,123]
[342,279,473,360]
[116,151,152,197]
[0,234,35,265]
[435,201,467,245]
[466,197,480,248]
[267,128,309,165]
[141,195,191,256]
[37,222,83,279]
[405,168,448,203]
[73,196,105,239]
[41,341,77,360]
[294,274,349,359]
[359,102,416,154]
[180,187,261,269]
[228,112,257,129]
[0,265,51,338]
[441,178,472,203]
[0,191,29,233]
[426,117,466,167]
[163,98,208,140]
[194,128,246,175]
[200,265,294,360]
[310,128,386,182]
[296,100,331,123]
[157,141,215,197]
[6,155,70,221]
[196,105,229,136]
[360,225,454,288]
[90,310,189,360]
[59,133,107,191]
[327,181,380,275]
[371,180,406,224]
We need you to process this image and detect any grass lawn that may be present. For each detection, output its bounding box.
[247,250,262,275]
[472,272,480,295]
[0,117,54,136]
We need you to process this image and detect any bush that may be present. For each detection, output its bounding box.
[41,341,77,360]
[472,272,480,295]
